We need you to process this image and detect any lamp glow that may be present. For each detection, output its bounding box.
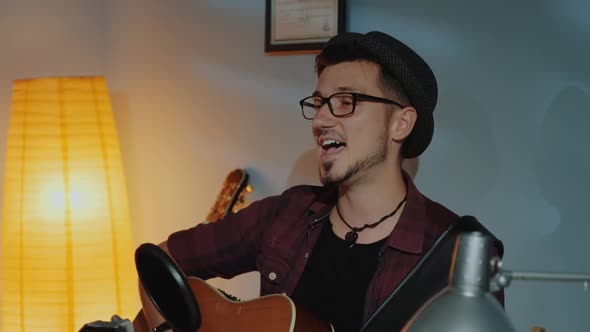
[1,77,139,331]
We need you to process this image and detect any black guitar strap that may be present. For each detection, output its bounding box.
[360,215,504,332]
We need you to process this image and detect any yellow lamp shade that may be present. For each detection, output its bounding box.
[1,77,140,331]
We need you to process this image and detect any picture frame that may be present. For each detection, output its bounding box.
[265,0,346,55]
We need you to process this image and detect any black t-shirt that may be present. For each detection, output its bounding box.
[291,221,386,332]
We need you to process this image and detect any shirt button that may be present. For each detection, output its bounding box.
[268,272,277,281]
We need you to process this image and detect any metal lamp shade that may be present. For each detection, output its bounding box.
[402,232,516,332]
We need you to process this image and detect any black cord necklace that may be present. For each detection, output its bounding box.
[336,193,407,247]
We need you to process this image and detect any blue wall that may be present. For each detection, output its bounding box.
[346,1,590,331]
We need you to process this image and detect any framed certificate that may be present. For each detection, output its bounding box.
[265,0,346,54]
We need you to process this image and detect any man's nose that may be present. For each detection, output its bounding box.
[311,103,335,127]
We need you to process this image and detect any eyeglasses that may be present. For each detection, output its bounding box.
[299,92,405,120]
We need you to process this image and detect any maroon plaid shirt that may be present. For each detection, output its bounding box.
[168,172,502,324]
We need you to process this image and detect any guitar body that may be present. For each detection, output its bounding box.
[132,277,333,332]
[132,311,149,332]
[186,277,333,332]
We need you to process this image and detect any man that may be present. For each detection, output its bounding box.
[139,31,502,331]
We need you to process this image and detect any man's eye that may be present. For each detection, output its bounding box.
[334,96,354,106]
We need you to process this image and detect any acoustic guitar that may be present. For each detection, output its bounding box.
[133,169,252,332]
[204,169,251,222]
[135,242,334,332]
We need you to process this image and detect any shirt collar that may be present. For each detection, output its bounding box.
[307,184,338,223]
[385,171,426,255]
[306,171,427,254]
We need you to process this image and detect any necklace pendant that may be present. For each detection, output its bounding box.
[345,231,358,247]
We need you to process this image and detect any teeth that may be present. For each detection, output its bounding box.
[322,139,342,147]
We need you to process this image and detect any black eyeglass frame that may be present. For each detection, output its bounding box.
[299,92,406,120]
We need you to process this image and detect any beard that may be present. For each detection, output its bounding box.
[319,132,389,185]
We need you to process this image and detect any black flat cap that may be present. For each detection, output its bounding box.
[320,31,438,158]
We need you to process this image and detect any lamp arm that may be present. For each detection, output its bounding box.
[489,257,590,292]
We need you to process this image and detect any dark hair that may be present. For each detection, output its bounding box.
[315,44,411,109]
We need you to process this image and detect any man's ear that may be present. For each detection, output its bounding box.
[390,106,417,142]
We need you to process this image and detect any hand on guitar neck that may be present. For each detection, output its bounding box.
[133,169,251,332]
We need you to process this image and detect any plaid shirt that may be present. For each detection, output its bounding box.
[168,172,502,323]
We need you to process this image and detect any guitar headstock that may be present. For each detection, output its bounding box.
[206,169,252,222]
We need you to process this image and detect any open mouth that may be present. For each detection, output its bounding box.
[320,139,347,157]
[321,139,346,150]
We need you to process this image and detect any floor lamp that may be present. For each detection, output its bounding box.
[1,77,139,331]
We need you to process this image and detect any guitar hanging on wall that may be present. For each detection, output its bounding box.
[205,169,251,222]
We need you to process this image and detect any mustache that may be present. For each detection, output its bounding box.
[313,128,342,140]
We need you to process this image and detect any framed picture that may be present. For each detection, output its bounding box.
[265,0,346,54]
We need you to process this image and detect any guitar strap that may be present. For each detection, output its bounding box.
[360,215,504,332]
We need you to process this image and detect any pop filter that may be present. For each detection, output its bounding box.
[135,243,201,332]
